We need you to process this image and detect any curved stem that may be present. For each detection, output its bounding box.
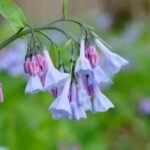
[37,31,55,44]
[0,26,72,49]
[48,18,89,37]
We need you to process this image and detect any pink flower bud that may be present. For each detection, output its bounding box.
[85,45,100,68]
[24,57,31,74]
[29,56,40,75]
[0,82,3,103]
[36,54,48,76]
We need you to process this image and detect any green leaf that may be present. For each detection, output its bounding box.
[63,0,68,20]
[0,0,27,30]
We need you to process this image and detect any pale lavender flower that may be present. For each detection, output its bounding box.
[92,85,114,113]
[44,50,70,91]
[49,78,72,119]
[75,38,92,76]
[94,36,128,76]
[0,40,26,76]
[77,75,92,111]
[25,75,43,94]
[93,65,111,88]
[139,99,150,115]
[70,82,87,120]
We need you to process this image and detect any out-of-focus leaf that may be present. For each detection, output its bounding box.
[0,0,27,30]
[0,22,14,40]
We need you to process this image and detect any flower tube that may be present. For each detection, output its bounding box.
[92,85,114,113]
[94,36,128,76]
[70,82,87,120]
[49,78,72,119]
[44,50,70,91]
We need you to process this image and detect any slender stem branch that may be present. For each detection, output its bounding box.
[37,31,55,44]
[0,26,71,49]
[49,18,88,37]
[0,18,90,49]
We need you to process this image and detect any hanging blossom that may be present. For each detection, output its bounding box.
[0,82,3,103]
[22,30,128,120]
[24,46,48,94]
[93,32,128,77]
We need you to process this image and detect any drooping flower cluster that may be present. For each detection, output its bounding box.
[24,33,128,120]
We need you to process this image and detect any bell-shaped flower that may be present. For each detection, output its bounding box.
[94,38,128,75]
[93,65,111,88]
[75,38,92,76]
[77,75,92,111]
[70,83,87,120]
[92,85,114,113]
[43,50,70,91]
[49,78,72,119]
[0,82,3,103]
[25,75,43,94]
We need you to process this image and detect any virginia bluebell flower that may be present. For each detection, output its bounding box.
[139,99,150,116]
[92,85,114,112]
[94,37,128,76]
[77,75,92,111]
[49,78,72,119]
[25,75,43,94]
[44,50,70,91]
[75,38,92,76]
[70,82,87,120]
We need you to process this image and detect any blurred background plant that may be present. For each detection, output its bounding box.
[0,0,150,150]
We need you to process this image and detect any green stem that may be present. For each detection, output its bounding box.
[63,0,68,20]
[49,18,88,37]
[0,26,71,49]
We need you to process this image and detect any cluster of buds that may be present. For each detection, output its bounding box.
[24,32,128,120]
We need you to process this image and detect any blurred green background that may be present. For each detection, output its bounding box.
[0,0,150,150]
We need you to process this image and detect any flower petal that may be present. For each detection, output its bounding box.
[25,75,43,94]
[49,78,72,119]
[43,50,70,90]
[92,85,114,113]
[77,75,92,111]
[93,65,111,87]
[75,39,92,75]
[95,38,128,75]
[70,83,87,120]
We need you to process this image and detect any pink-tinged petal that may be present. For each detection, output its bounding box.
[49,78,72,119]
[51,87,58,98]
[82,75,94,96]
[0,82,4,103]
